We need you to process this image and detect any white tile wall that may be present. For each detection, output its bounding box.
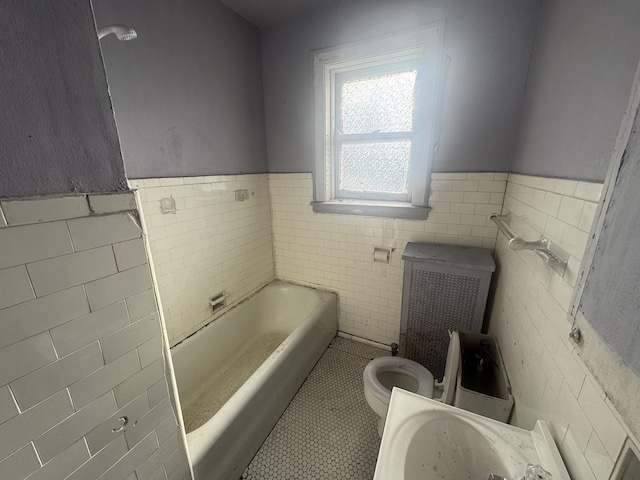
[85,264,153,311]
[0,196,90,225]
[0,386,19,425]
[128,171,636,480]
[65,436,127,480]
[488,174,632,480]
[0,444,40,479]
[114,238,148,271]
[27,246,119,297]
[269,172,506,345]
[0,222,74,269]
[0,193,191,480]
[11,342,105,410]
[67,213,142,252]
[88,192,138,215]
[0,286,90,349]
[132,175,275,345]
[0,266,35,310]
[86,394,150,455]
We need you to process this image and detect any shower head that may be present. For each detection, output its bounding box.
[98,25,137,41]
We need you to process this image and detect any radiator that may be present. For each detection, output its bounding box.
[399,243,495,381]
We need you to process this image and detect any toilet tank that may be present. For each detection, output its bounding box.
[454,331,513,423]
[399,243,495,381]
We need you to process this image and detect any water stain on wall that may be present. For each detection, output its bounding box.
[164,126,184,161]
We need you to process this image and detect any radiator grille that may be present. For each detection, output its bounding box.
[402,269,480,380]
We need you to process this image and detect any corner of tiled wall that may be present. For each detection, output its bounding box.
[132,175,275,345]
[488,173,632,480]
[0,193,191,480]
[269,171,506,345]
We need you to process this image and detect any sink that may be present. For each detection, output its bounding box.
[374,388,570,480]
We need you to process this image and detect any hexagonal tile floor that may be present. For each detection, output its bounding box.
[242,336,389,480]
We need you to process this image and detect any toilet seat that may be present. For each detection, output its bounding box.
[363,332,461,437]
[363,357,435,406]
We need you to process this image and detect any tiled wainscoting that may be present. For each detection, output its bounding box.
[0,193,190,480]
[126,171,638,480]
[269,172,506,345]
[489,174,631,480]
[131,175,275,345]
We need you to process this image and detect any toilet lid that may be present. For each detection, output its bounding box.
[363,356,434,405]
[440,331,460,404]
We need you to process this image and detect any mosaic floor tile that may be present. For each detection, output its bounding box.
[242,338,388,480]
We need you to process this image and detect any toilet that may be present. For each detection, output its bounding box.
[363,331,460,436]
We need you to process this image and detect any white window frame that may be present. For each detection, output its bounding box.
[312,23,444,219]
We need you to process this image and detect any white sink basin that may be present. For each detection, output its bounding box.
[374,388,570,480]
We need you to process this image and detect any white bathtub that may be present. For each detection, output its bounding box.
[171,280,338,479]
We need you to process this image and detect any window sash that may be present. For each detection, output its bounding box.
[335,62,419,136]
[333,62,420,202]
[334,135,414,202]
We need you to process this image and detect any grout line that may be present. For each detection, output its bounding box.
[337,331,391,350]
[85,194,94,215]
[7,384,22,414]
[329,345,381,361]
[31,441,44,467]
[48,330,60,360]
[65,219,77,253]
[66,387,76,412]
[22,263,37,302]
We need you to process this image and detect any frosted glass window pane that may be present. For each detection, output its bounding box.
[339,141,411,194]
[341,70,417,134]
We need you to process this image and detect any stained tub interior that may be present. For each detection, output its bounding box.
[182,330,288,432]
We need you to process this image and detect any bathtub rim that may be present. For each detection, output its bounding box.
[170,278,337,350]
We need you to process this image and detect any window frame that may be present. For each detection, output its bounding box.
[312,23,445,219]
[334,62,418,202]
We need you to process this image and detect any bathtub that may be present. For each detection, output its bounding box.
[170,280,338,479]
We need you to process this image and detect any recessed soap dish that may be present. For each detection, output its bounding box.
[611,438,640,480]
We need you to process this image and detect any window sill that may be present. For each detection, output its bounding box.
[311,200,430,220]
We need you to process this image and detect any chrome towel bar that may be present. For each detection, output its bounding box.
[489,213,568,268]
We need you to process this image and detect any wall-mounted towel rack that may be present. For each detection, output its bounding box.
[489,213,568,268]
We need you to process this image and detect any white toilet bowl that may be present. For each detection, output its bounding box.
[363,331,460,436]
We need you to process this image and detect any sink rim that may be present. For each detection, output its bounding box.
[374,388,571,480]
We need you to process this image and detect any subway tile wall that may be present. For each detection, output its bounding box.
[0,193,191,480]
[128,171,636,480]
[488,174,632,480]
[269,172,506,345]
[131,175,275,345]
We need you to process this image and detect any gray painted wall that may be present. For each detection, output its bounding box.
[0,0,127,198]
[260,0,541,174]
[580,108,640,376]
[512,0,640,182]
[93,0,268,179]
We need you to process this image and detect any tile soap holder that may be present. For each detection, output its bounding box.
[160,197,176,214]
[235,189,254,202]
[209,291,226,313]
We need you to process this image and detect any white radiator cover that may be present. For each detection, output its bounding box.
[399,243,495,380]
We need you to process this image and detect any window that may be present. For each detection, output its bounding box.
[312,25,444,219]
[336,67,417,202]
